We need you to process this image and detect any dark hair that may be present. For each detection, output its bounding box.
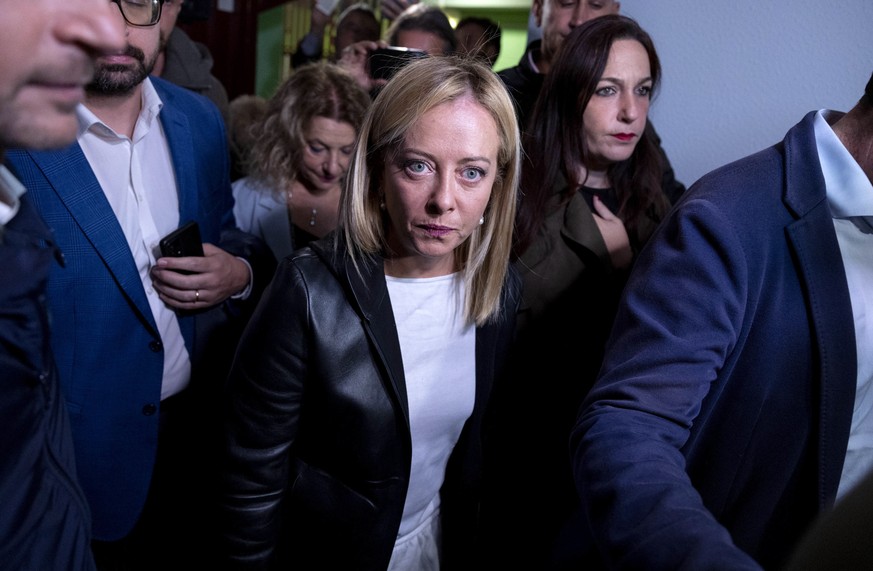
[386,4,457,55]
[456,16,502,63]
[336,3,380,43]
[514,14,669,257]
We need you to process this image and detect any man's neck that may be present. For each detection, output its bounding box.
[84,85,145,139]
[833,102,873,184]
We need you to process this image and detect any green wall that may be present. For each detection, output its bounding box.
[256,5,286,99]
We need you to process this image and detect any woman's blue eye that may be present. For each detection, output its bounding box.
[406,161,428,174]
[462,168,483,181]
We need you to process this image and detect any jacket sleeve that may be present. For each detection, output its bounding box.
[219,258,309,568]
[571,197,762,570]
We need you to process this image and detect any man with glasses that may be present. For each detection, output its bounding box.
[0,1,123,570]
[7,0,269,567]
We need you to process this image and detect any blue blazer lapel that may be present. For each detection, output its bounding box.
[158,91,200,225]
[155,87,199,348]
[28,145,160,335]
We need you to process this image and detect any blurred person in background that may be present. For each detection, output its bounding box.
[232,61,370,263]
[292,1,381,69]
[455,16,502,68]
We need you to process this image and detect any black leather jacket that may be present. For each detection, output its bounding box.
[221,235,521,570]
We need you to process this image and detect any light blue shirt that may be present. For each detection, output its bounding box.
[815,109,873,500]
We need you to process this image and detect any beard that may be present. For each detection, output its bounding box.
[86,44,157,96]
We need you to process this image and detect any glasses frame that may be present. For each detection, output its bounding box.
[110,0,164,28]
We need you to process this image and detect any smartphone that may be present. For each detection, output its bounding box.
[368,46,428,81]
[314,0,340,16]
[159,221,204,274]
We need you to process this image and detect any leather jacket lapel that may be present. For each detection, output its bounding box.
[346,254,410,423]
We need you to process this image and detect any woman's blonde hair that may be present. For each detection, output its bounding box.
[340,56,520,326]
[247,61,370,194]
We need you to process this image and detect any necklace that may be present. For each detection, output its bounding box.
[285,189,330,232]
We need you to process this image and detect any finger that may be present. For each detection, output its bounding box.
[155,255,207,275]
[157,285,210,308]
[150,265,199,290]
[592,195,617,220]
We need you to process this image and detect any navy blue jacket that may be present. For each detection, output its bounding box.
[0,192,95,570]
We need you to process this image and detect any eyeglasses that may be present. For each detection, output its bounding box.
[110,0,163,27]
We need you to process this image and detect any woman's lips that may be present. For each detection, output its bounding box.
[612,133,636,142]
[419,224,453,237]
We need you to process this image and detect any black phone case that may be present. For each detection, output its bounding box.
[159,221,204,258]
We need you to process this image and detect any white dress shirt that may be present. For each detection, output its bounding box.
[77,78,191,400]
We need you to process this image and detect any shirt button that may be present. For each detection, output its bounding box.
[148,340,163,352]
[142,403,157,416]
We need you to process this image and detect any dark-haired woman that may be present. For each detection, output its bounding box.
[482,14,673,568]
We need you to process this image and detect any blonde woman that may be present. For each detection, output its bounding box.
[221,56,521,570]
[232,61,370,263]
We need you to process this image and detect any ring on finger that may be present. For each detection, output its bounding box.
[194,289,200,303]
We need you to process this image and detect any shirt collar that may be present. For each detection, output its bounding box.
[815,109,873,218]
[76,77,164,142]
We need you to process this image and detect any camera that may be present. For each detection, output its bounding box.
[368,46,428,81]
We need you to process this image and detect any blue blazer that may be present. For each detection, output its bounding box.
[572,111,857,569]
[6,77,239,541]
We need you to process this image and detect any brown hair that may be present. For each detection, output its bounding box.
[247,61,370,195]
[515,14,669,257]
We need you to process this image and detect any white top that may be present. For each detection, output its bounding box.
[77,78,190,400]
[385,272,476,563]
[815,109,873,499]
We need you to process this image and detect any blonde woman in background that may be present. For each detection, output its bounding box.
[232,61,370,263]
